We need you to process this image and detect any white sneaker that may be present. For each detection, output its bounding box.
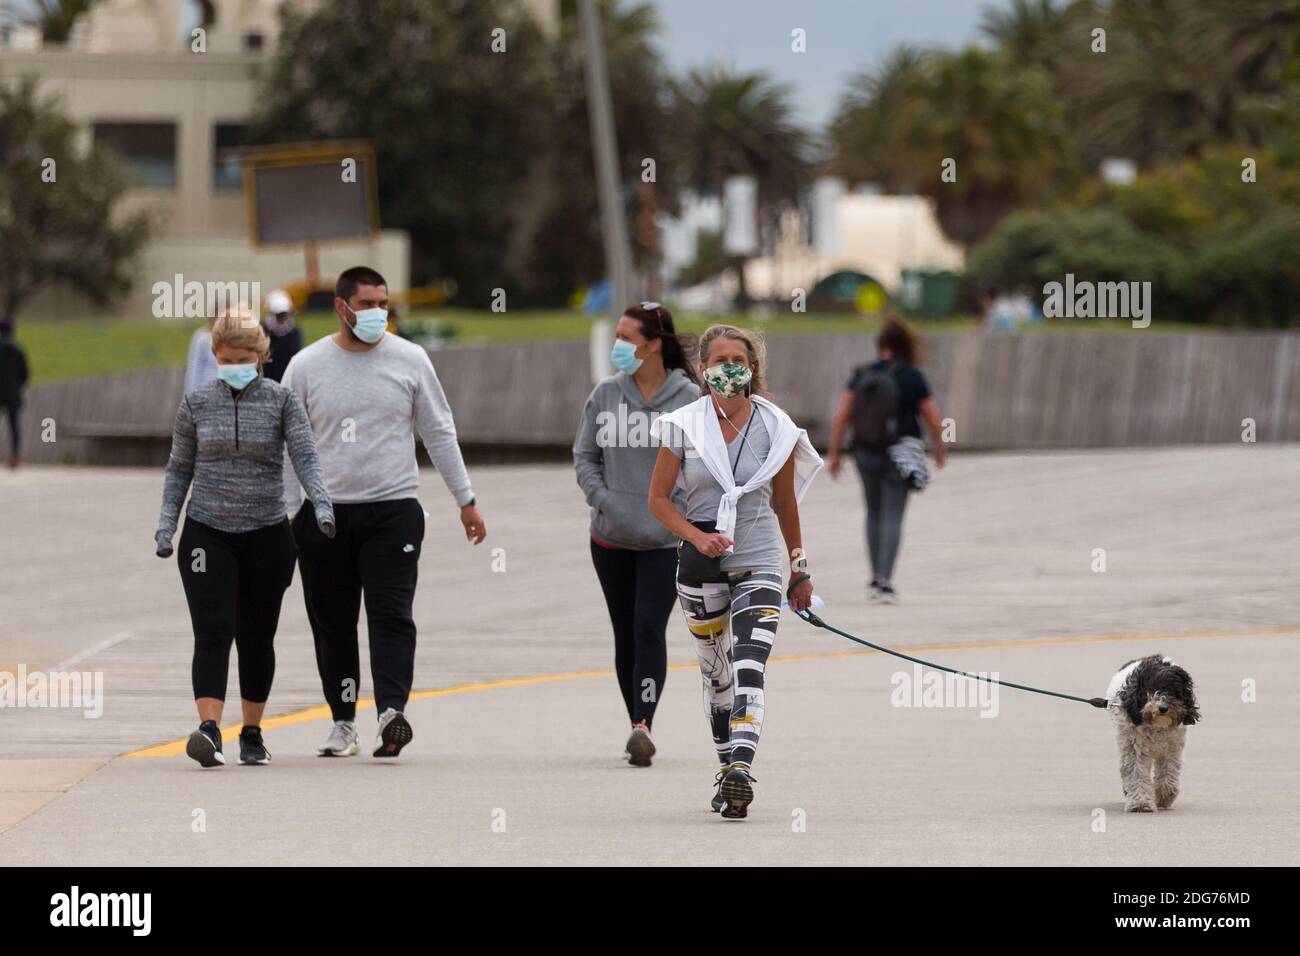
[317,719,360,757]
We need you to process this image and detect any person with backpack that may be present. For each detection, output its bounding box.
[827,316,946,603]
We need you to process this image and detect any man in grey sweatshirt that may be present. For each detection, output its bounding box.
[282,266,486,759]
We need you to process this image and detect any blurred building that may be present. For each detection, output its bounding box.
[666,183,964,310]
[0,0,559,320]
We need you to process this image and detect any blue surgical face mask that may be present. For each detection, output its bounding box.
[345,304,388,343]
[611,339,643,374]
[217,363,258,390]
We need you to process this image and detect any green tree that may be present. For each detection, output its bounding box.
[526,0,675,305]
[670,66,812,306]
[0,77,150,325]
[0,0,102,43]
[830,46,1075,246]
[248,0,552,305]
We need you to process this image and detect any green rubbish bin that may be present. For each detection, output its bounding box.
[899,269,959,318]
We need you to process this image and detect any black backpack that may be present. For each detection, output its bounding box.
[851,361,900,449]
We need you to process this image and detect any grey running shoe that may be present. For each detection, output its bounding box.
[373,708,413,758]
[317,719,360,757]
[625,724,656,767]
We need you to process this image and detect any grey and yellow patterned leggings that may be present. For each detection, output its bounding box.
[675,568,783,769]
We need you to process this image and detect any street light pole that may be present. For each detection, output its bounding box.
[579,0,632,382]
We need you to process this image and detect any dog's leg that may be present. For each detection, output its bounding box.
[1117,738,1137,800]
[1124,735,1157,812]
[1155,729,1184,809]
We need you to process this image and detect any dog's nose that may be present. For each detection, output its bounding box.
[1158,704,1169,714]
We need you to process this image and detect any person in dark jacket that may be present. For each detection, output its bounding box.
[261,289,303,383]
[573,302,699,767]
[827,316,946,604]
[0,321,29,469]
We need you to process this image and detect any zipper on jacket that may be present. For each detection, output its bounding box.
[230,387,241,450]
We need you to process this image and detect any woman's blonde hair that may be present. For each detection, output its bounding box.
[210,306,270,366]
[697,324,767,397]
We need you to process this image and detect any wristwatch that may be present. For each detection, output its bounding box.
[790,554,808,573]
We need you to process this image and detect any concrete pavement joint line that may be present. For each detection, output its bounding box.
[122,624,1297,760]
[49,630,135,672]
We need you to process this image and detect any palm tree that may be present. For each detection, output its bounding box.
[829,46,1074,246]
[671,66,812,306]
[1066,0,1299,167]
[980,0,1072,73]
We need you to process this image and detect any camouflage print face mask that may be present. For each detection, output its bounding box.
[703,362,753,398]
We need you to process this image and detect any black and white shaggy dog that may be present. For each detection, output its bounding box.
[1106,655,1200,812]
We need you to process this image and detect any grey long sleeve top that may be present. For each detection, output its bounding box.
[156,376,334,549]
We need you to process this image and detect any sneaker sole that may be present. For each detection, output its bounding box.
[186,730,224,768]
[626,732,656,767]
[239,752,271,766]
[317,742,360,757]
[719,776,753,819]
[374,714,413,758]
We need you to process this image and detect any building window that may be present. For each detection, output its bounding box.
[92,122,177,188]
[213,124,247,191]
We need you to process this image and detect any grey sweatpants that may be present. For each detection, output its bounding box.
[854,447,910,584]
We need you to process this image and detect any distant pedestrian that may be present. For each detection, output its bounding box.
[184,317,218,395]
[827,316,947,603]
[0,321,28,469]
[262,289,302,383]
[574,302,699,767]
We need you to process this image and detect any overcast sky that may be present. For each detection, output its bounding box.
[650,0,1004,128]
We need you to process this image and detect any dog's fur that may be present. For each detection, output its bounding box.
[1106,655,1200,812]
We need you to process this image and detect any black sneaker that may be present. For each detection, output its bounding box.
[878,585,899,605]
[718,764,756,820]
[186,720,225,768]
[239,725,271,766]
[710,777,726,812]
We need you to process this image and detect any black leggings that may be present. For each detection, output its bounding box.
[295,499,425,720]
[589,541,678,728]
[177,517,297,703]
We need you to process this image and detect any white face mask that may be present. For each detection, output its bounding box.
[345,304,388,343]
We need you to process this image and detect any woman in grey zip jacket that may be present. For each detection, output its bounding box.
[574,303,699,766]
[155,309,335,769]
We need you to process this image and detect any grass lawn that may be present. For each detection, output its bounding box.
[14,308,1205,386]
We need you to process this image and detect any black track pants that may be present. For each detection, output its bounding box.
[294,499,425,720]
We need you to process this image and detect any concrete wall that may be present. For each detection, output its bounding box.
[14,331,1300,466]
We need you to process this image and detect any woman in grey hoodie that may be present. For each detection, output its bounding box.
[156,309,335,769]
[574,303,699,766]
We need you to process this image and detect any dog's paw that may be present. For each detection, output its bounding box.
[1156,790,1178,809]
[1125,799,1157,813]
